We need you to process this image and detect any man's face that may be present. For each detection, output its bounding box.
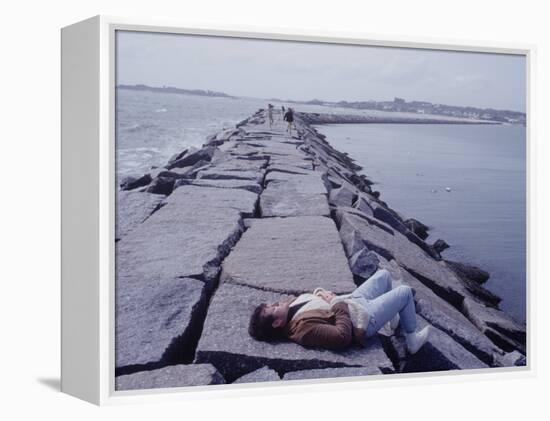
[263,300,289,328]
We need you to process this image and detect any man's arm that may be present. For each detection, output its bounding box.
[298,303,353,350]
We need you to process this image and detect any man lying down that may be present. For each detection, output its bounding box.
[249,269,431,353]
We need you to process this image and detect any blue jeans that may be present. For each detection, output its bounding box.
[350,269,417,337]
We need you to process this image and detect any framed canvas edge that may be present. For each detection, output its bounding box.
[87,14,536,405]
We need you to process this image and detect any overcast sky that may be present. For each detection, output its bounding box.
[117,31,526,112]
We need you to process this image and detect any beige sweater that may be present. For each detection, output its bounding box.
[290,289,370,346]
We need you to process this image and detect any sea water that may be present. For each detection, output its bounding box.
[314,124,526,323]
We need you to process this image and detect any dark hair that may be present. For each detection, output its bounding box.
[248,303,285,342]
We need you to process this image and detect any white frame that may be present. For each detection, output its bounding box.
[61,15,535,406]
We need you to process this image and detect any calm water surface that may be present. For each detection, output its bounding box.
[315,124,526,323]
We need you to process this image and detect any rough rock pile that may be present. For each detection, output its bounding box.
[115,109,526,390]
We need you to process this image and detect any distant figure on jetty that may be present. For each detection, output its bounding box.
[283,107,294,136]
[249,269,431,353]
[267,104,274,128]
[281,105,286,120]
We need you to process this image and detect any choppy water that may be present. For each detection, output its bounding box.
[315,124,526,323]
[116,89,526,323]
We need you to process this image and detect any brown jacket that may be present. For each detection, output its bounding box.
[283,302,353,350]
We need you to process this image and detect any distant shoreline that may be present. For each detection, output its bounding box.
[117,84,234,99]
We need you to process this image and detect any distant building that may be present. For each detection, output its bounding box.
[394,97,406,104]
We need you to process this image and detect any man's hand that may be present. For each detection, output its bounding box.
[317,290,336,303]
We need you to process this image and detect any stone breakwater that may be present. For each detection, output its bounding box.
[114,109,526,391]
[297,112,500,125]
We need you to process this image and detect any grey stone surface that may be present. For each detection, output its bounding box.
[145,176,175,195]
[120,173,152,191]
[404,218,430,240]
[194,283,394,382]
[349,248,380,281]
[116,276,207,369]
[220,216,356,294]
[233,366,281,384]
[376,256,501,365]
[197,168,264,183]
[116,186,258,369]
[445,260,490,284]
[166,145,216,169]
[384,317,488,373]
[336,208,470,309]
[462,297,526,354]
[329,186,357,208]
[265,172,327,194]
[117,185,257,285]
[260,188,329,217]
[115,364,225,391]
[116,190,164,240]
[186,178,262,194]
[283,366,381,381]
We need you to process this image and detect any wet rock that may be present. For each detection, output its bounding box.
[120,173,152,191]
[166,145,216,169]
[115,364,225,391]
[328,186,357,208]
[349,248,380,281]
[432,239,450,254]
[462,298,526,354]
[335,209,470,310]
[194,283,394,382]
[445,260,490,284]
[283,366,381,381]
[404,218,429,240]
[495,350,526,367]
[145,176,175,195]
[116,190,164,240]
[233,366,281,384]
[167,146,197,167]
[221,216,355,294]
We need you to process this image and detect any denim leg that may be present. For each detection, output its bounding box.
[351,269,392,302]
[364,285,417,337]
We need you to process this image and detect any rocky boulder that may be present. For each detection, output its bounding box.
[116,364,225,390]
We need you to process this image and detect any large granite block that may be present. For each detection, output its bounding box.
[283,366,381,381]
[115,364,225,391]
[220,216,356,294]
[116,190,164,240]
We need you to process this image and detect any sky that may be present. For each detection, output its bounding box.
[116,30,526,112]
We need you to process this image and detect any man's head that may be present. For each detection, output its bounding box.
[248,300,290,341]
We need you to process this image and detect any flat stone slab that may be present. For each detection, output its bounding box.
[117,185,257,284]
[116,277,208,369]
[233,366,281,384]
[220,216,355,294]
[197,168,264,183]
[336,209,470,308]
[194,283,394,382]
[265,172,327,194]
[116,191,164,240]
[187,179,262,194]
[260,188,330,217]
[387,317,488,373]
[462,297,526,354]
[377,256,501,365]
[116,186,258,369]
[283,366,381,381]
[115,364,225,391]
